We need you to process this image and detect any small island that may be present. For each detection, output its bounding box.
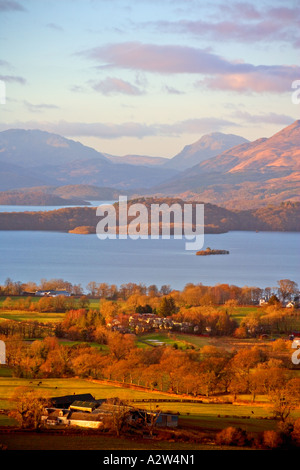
[196,247,229,256]
[69,225,95,234]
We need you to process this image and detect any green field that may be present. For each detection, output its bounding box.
[57,339,109,351]
[136,332,202,350]
[0,309,65,323]
[1,373,296,436]
[218,306,261,323]
[135,331,273,353]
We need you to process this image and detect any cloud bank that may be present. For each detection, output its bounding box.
[79,42,299,93]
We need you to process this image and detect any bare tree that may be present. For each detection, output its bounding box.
[103,398,132,437]
[138,403,161,437]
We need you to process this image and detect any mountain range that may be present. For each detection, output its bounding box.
[0,129,177,191]
[152,120,300,208]
[0,121,299,209]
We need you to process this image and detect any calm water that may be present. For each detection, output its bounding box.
[0,230,299,290]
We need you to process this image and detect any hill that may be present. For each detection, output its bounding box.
[52,185,133,200]
[0,129,179,191]
[0,185,135,205]
[106,154,168,166]
[153,121,300,208]
[0,199,298,233]
[0,189,88,206]
[163,132,248,171]
[0,129,109,167]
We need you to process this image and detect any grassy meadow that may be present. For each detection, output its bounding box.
[2,366,299,435]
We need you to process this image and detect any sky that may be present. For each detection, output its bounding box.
[0,0,299,158]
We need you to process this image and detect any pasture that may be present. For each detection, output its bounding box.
[1,371,296,436]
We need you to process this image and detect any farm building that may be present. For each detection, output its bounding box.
[42,395,178,430]
[50,394,96,409]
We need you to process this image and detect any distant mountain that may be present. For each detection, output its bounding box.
[0,189,88,206]
[163,132,249,171]
[153,121,300,208]
[191,120,300,174]
[46,157,177,189]
[0,129,179,191]
[0,185,135,206]
[106,154,168,166]
[52,185,133,200]
[0,129,109,167]
[0,161,53,190]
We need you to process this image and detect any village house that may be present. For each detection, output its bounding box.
[35,290,71,297]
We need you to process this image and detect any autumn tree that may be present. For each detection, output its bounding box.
[158,296,177,317]
[277,279,299,303]
[99,299,119,322]
[9,386,50,429]
[269,378,300,422]
[228,347,266,396]
[71,349,106,378]
[86,281,99,296]
[107,331,135,361]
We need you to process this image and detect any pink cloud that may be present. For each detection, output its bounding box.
[82,42,233,74]
[232,110,294,126]
[146,17,298,46]
[139,4,300,48]
[201,69,298,93]
[80,42,300,93]
[91,77,144,95]
[0,117,238,139]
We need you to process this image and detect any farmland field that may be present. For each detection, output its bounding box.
[0,310,65,323]
[135,331,274,353]
[1,372,299,433]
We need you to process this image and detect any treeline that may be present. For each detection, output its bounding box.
[0,320,53,339]
[0,199,299,232]
[1,295,90,313]
[1,277,298,304]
